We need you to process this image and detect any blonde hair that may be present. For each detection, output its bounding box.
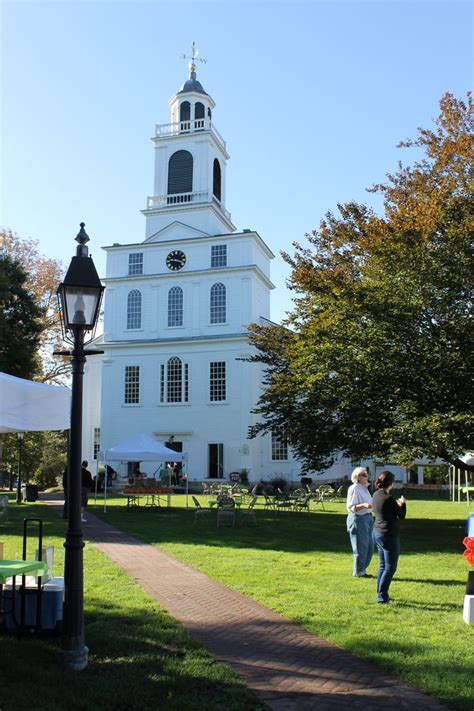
[351,467,368,484]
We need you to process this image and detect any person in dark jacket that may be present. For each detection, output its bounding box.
[81,460,93,523]
[372,470,406,604]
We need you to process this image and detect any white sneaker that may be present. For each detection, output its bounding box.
[81,515,87,522]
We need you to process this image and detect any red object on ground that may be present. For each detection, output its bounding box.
[462,537,474,566]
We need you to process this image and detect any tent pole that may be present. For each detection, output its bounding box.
[103,460,108,513]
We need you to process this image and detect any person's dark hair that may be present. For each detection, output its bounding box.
[375,470,395,490]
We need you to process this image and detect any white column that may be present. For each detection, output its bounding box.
[417,466,424,485]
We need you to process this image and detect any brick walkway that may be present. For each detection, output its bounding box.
[43,498,448,710]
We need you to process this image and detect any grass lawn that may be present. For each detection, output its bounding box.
[89,493,474,711]
[0,496,265,711]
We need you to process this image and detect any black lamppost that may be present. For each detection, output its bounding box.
[16,431,25,504]
[56,223,104,671]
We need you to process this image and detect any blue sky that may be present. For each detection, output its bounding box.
[1,1,471,323]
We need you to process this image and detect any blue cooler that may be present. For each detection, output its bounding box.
[467,513,474,537]
[2,576,64,630]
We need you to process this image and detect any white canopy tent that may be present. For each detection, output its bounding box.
[101,432,186,463]
[0,371,71,433]
[98,432,188,511]
[450,453,474,503]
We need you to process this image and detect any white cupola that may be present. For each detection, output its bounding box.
[142,50,235,240]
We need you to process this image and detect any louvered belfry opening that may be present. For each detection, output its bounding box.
[168,150,193,203]
[195,102,205,119]
[213,158,221,201]
[180,101,191,122]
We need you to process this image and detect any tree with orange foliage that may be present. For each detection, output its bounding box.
[247,93,473,471]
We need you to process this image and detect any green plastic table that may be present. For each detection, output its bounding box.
[0,560,49,585]
[0,560,49,632]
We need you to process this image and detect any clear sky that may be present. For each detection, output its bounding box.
[1,1,471,323]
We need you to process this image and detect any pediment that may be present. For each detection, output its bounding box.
[144,221,211,243]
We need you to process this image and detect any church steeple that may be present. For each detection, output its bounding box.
[142,44,235,239]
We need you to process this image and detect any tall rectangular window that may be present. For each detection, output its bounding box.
[210,361,226,401]
[124,366,140,404]
[210,283,226,324]
[211,244,227,268]
[128,253,143,275]
[208,443,224,478]
[93,427,100,460]
[168,286,183,327]
[271,430,288,461]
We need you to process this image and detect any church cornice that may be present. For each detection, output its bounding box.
[101,263,275,290]
[101,332,252,348]
[141,198,235,233]
[103,230,275,259]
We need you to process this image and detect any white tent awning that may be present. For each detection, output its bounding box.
[102,432,186,462]
[0,371,71,433]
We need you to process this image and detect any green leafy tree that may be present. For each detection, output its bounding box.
[0,229,65,383]
[0,253,44,378]
[247,92,473,471]
[1,431,67,490]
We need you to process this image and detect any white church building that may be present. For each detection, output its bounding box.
[82,60,305,485]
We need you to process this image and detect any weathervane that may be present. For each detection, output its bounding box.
[181,41,207,77]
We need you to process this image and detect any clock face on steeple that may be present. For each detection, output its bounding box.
[166,250,186,271]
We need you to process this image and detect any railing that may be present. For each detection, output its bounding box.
[147,191,209,209]
[146,191,232,221]
[154,119,226,148]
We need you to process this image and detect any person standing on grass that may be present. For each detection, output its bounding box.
[372,470,407,604]
[346,467,374,577]
[81,460,93,523]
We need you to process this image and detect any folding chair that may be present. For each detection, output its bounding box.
[217,496,236,527]
[239,496,257,526]
[192,496,211,524]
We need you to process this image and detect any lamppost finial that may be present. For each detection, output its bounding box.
[75,222,90,257]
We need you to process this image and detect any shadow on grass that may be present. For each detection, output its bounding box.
[91,504,467,558]
[396,577,463,586]
[0,602,265,711]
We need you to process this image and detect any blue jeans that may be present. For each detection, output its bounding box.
[373,531,400,602]
[347,513,374,576]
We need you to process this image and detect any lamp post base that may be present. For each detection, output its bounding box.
[61,644,89,671]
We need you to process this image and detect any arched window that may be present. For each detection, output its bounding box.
[160,357,189,403]
[168,150,193,197]
[195,102,205,130]
[168,286,183,327]
[180,101,190,122]
[213,158,221,201]
[210,283,226,324]
[195,102,205,119]
[127,289,141,329]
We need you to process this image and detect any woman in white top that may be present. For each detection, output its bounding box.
[346,467,374,577]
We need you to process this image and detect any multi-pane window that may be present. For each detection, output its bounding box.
[160,357,189,403]
[124,366,140,404]
[127,289,142,329]
[93,427,100,460]
[168,286,183,327]
[271,430,288,461]
[210,283,226,324]
[210,361,226,401]
[211,244,227,268]
[128,253,143,275]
